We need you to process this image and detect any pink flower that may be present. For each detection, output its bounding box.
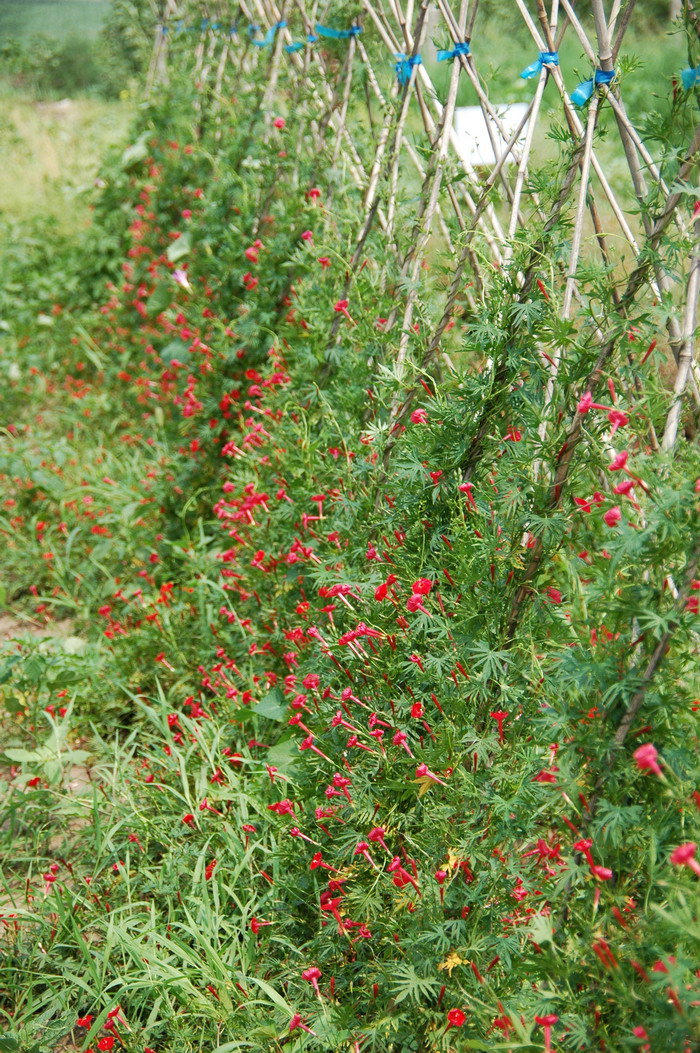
[301,230,313,242]
[273,117,286,129]
[308,187,321,200]
[633,743,662,778]
[411,408,428,424]
[172,268,191,290]
[317,256,331,268]
[603,506,621,527]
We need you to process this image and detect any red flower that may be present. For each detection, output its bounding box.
[97,1039,115,1052]
[446,1007,466,1028]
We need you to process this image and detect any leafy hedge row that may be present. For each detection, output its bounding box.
[1,11,699,1053]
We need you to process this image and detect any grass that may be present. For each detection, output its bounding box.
[0,80,132,231]
[0,0,110,41]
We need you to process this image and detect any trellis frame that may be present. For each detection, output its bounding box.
[146,0,700,460]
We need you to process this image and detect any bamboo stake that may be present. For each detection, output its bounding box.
[662,221,700,449]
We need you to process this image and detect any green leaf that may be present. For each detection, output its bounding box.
[147,282,174,316]
[254,689,286,721]
[264,735,299,773]
[121,134,149,168]
[4,748,42,763]
[161,339,190,364]
[167,232,191,263]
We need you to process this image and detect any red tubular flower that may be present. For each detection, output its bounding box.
[333,299,356,325]
[604,506,622,527]
[633,743,663,778]
[289,1013,316,1034]
[535,1013,559,1053]
[250,917,272,935]
[368,826,391,853]
[354,841,378,868]
[301,966,322,997]
[393,730,414,757]
[608,450,629,471]
[411,409,428,424]
[670,842,700,876]
[608,409,629,434]
[415,762,447,786]
[445,1007,466,1030]
[406,593,430,615]
[490,710,508,743]
[387,856,421,894]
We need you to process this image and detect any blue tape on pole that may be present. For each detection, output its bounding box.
[520,51,559,79]
[437,41,470,61]
[316,23,362,39]
[571,67,615,106]
[285,32,318,52]
[681,67,700,89]
[395,53,422,85]
[252,20,287,47]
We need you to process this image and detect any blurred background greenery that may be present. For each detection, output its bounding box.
[0,0,691,232]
